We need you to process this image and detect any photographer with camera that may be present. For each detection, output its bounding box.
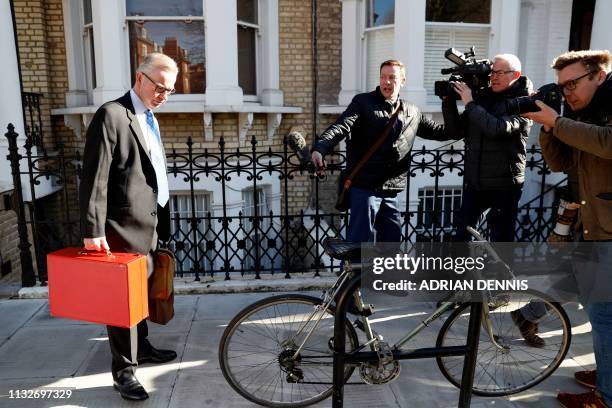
[311,59,453,246]
[523,49,612,408]
[442,54,533,243]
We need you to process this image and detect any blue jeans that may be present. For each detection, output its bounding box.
[589,302,612,405]
[520,239,612,404]
[520,302,552,322]
[346,187,401,244]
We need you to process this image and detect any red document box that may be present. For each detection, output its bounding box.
[47,248,149,328]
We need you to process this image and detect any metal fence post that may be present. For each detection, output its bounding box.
[5,123,36,287]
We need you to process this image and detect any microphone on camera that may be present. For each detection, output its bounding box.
[286,127,315,171]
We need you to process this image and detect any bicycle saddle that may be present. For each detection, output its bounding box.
[322,237,361,261]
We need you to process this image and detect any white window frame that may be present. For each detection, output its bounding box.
[60,0,284,109]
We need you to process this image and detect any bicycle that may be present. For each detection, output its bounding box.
[219,227,572,407]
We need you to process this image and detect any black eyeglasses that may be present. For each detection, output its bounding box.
[558,71,594,93]
[490,70,515,77]
[141,72,176,95]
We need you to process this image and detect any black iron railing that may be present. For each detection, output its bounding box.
[4,124,564,286]
[22,92,45,152]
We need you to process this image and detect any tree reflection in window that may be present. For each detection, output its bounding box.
[127,0,202,17]
[237,0,258,95]
[426,0,491,24]
[127,0,205,94]
[366,0,395,28]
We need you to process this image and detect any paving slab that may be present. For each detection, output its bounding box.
[0,294,600,408]
[194,291,296,321]
[0,325,103,380]
[0,299,45,346]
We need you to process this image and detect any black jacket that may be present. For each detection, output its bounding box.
[312,87,453,191]
[442,76,533,190]
[79,91,170,255]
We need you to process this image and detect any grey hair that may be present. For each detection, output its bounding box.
[136,53,178,75]
[494,54,522,73]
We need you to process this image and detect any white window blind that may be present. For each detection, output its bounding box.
[424,24,490,104]
[365,27,394,91]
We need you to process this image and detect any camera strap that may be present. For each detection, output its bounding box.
[341,102,401,191]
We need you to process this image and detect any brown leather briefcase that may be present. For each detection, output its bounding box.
[148,248,175,325]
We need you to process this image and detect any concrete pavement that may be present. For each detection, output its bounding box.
[0,292,596,407]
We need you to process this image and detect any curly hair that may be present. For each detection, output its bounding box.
[551,50,611,74]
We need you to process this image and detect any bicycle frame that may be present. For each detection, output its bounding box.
[290,226,515,359]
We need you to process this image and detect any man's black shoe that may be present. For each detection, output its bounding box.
[510,309,545,348]
[137,346,177,364]
[113,374,149,401]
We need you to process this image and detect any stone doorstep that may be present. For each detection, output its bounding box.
[16,276,337,299]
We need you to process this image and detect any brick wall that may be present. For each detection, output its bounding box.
[316,0,342,106]
[279,0,316,211]
[0,206,21,283]
[14,0,67,150]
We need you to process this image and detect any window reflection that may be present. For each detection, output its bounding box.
[126,0,202,17]
[366,0,395,27]
[237,0,258,24]
[426,0,491,24]
[238,26,256,95]
[129,22,206,94]
[83,0,92,24]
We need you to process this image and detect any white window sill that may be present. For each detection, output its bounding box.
[51,102,303,142]
[51,101,302,115]
[0,182,13,195]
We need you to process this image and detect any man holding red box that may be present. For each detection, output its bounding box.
[79,53,178,401]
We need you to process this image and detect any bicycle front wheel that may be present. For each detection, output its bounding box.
[219,294,359,407]
[436,290,571,396]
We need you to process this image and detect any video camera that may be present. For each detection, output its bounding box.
[434,47,492,100]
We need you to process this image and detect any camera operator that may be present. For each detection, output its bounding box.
[311,59,452,246]
[443,54,533,243]
[523,49,612,408]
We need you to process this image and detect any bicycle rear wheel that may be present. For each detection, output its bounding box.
[219,294,359,407]
[436,290,571,396]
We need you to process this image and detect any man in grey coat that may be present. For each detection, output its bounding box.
[80,53,177,401]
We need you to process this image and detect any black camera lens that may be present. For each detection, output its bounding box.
[506,96,539,115]
[505,83,562,115]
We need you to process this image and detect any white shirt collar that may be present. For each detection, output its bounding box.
[129,89,148,115]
